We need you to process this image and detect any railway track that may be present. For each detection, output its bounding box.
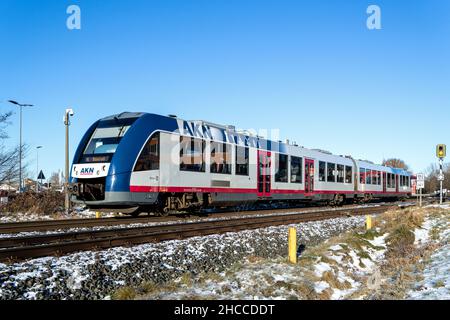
[0,201,412,234]
[0,204,397,262]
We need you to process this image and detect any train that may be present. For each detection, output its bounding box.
[70,112,412,216]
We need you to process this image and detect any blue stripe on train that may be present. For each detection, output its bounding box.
[106,113,178,192]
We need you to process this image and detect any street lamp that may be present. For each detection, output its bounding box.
[64,108,74,213]
[36,146,43,192]
[8,100,34,193]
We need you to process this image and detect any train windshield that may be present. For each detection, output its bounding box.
[80,118,137,163]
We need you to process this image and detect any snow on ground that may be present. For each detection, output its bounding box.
[0,207,117,223]
[0,215,366,300]
[142,227,389,300]
[408,209,450,300]
[0,205,379,239]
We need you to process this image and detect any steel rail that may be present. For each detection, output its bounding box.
[0,205,393,262]
[0,202,409,234]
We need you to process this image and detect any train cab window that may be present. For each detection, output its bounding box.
[180,136,205,172]
[337,164,344,183]
[345,166,352,183]
[235,146,249,176]
[319,161,326,182]
[275,153,288,182]
[327,163,336,182]
[360,168,366,184]
[290,156,303,183]
[134,132,160,171]
[210,142,231,174]
[81,117,137,163]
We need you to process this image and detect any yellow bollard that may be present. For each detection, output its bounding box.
[96,211,101,219]
[366,215,372,230]
[288,227,297,264]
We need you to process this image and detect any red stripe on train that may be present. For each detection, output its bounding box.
[130,186,409,195]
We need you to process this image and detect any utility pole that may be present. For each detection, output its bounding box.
[439,158,443,204]
[436,144,446,205]
[36,146,43,192]
[64,108,74,213]
[8,100,34,193]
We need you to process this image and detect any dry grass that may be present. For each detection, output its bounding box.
[112,287,137,300]
[0,191,65,214]
[112,206,448,301]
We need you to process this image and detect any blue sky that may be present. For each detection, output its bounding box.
[0,0,449,179]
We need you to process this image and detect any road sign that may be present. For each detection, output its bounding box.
[438,173,444,181]
[416,173,425,190]
[37,170,45,180]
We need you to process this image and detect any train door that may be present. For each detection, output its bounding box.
[257,150,271,197]
[304,158,315,194]
[382,172,387,193]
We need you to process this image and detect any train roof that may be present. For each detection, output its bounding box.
[103,111,411,175]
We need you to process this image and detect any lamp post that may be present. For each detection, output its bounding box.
[8,100,34,193]
[36,146,43,192]
[64,108,74,213]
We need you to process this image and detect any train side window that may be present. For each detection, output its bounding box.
[180,136,205,172]
[360,168,365,184]
[290,156,303,183]
[407,176,410,187]
[327,163,336,182]
[388,173,392,188]
[235,146,249,176]
[337,164,344,183]
[319,161,326,182]
[134,132,160,171]
[345,166,352,183]
[275,153,288,182]
[211,142,231,174]
[366,169,371,185]
[377,171,381,185]
[372,170,377,185]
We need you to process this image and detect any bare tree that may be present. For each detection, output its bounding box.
[0,111,29,187]
[49,171,62,189]
[382,158,410,171]
[424,162,450,193]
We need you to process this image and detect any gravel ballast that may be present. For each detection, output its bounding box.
[0,215,365,300]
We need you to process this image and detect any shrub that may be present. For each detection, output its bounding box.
[0,191,65,214]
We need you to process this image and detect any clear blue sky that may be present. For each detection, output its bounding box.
[0,0,449,179]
